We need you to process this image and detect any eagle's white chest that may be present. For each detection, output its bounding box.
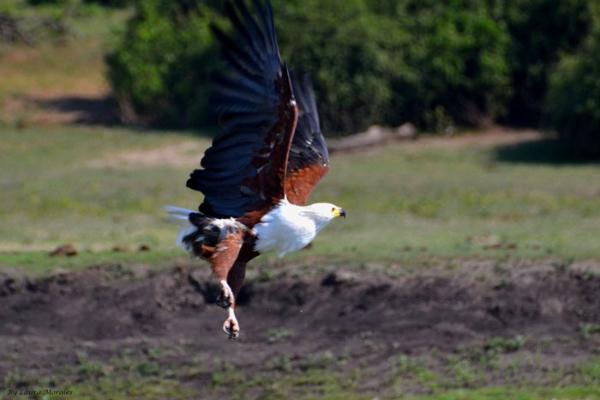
[252,200,318,257]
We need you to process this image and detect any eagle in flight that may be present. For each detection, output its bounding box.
[167,0,345,339]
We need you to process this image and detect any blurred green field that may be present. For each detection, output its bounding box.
[1,0,599,272]
[13,349,600,400]
[2,124,600,272]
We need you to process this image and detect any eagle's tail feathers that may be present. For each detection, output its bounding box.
[164,205,201,254]
[164,205,196,221]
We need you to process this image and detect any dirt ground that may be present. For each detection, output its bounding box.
[1,260,600,397]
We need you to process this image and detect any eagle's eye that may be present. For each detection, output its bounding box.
[331,207,335,213]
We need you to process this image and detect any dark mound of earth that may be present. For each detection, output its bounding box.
[1,260,600,395]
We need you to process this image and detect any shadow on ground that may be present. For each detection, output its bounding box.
[30,95,120,125]
[20,94,218,138]
[494,136,600,165]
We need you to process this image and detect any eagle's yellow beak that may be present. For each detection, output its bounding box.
[332,207,346,218]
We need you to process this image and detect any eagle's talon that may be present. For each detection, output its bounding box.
[216,280,235,309]
[223,317,240,339]
[216,291,232,309]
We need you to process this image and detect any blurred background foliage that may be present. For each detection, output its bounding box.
[10,0,599,155]
[544,4,600,157]
[106,0,516,134]
[106,0,220,127]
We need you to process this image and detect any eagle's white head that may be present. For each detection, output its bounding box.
[301,202,346,231]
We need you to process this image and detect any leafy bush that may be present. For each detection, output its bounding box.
[273,0,416,134]
[83,0,131,7]
[393,0,511,129]
[545,27,600,157]
[502,0,593,125]
[108,0,512,134]
[276,0,510,133]
[26,0,68,5]
[27,0,132,8]
[106,0,594,136]
[108,0,414,134]
[106,0,221,127]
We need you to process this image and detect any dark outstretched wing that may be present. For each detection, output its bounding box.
[285,74,329,205]
[186,0,298,221]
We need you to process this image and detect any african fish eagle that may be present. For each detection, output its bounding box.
[167,0,345,339]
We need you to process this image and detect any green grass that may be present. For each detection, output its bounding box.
[314,138,600,262]
[2,125,600,270]
[0,249,188,274]
[0,124,205,267]
[2,0,599,271]
[6,355,599,400]
[408,386,600,400]
[396,353,600,399]
[5,380,598,400]
[0,0,129,123]
[5,329,600,398]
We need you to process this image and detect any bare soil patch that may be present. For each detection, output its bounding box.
[1,260,600,396]
[2,92,118,126]
[328,125,545,155]
[413,126,544,149]
[86,141,202,169]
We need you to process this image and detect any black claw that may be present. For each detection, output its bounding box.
[224,325,240,340]
[216,292,232,309]
[228,331,239,340]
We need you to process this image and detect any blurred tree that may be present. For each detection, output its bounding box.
[83,0,132,7]
[406,0,510,129]
[366,0,511,130]
[26,0,69,5]
[279,0,511,132]
[545,13,600,157]
[274,0,416,134]
[501,0,593,126]
[107,0,511,134]
[106,0,596,136]
[106,0,221,127]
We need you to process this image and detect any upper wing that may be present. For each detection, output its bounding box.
[186,0,298,221]
[284,74,330,205]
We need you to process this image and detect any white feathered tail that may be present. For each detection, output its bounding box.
[164,206,197,253]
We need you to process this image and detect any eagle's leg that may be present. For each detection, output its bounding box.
[216,256,247,307]
[209,230,244,339]
[216,279,240,340]
[217,259,247,338]
[217,279,235,308]
[227,260,247,299]
[223,304,240,339]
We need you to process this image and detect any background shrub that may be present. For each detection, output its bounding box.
[106,0,221,127]
[275,0,511,133]
[106,0,598,138]
[388,0,511,129]
[273,0,417,135]
[26,0,68,5]
[501,0,593,126]
[108,0,418,134]
[83,0,131,7]
[545,25,600,157]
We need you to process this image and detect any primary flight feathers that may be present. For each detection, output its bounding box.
[186,0,329,221]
